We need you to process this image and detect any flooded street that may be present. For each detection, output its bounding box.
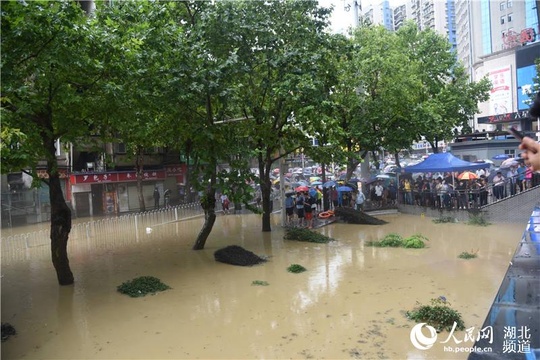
[1,212,524,359]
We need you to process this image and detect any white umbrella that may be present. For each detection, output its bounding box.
[500,158,518,169]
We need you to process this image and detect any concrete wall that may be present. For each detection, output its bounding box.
[397,186,540,224]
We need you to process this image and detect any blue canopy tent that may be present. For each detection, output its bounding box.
[403,153,490,174]
[403,153,491,190]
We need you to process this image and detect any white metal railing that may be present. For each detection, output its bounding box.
[1,202,205,264]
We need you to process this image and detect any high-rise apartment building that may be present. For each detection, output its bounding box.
[454,0,539,132]
[456,0,539,78]
[359,0,538,134]
[409,0,457,50]
[362,0,394,30]
[393,4,407,30]
[361,0,457,48]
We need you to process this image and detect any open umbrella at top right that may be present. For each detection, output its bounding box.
[458,171,478,180]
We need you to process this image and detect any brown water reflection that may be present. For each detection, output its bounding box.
[1,213,524,359]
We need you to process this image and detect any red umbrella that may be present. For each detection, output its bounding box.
[458,171,478,180]
[295,185,309,192]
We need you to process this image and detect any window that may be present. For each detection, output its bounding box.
[500,2,505,10]
[116,143,126,154]
[507,0,512,8]
[508,13,512,22]
[500,16,505,24]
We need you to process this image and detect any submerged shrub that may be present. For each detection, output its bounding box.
[367,233,429,249]
[402,234,428,248]
[366,233,403,247]
[468,215,490,226]
[379,233,403,247]
[1,323,16,342]
[406,297,465,332]
[432,217,456,224]
[117,276,171,298]
[214,245,267,266]
[458,249,478,259]
[287,264,307,273]
[284,227,334,243]
[252,280,269,286]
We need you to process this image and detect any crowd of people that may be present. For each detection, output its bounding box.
[213,98,540,218]
[378,162,536,210]
[285,189,320,228]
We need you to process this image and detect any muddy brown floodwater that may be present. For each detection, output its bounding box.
[1,213,524,359]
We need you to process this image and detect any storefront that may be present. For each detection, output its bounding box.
[70,169,173,217]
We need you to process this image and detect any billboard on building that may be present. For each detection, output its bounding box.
[516,42,540,111]
[488,66,512,115]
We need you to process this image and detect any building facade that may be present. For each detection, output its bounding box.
[1,140,188,227]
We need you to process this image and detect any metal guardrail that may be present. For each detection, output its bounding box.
[0,202,206,263]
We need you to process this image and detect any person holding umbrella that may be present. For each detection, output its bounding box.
[506,165,518,196]
[285,192,295,225]
[492,171,505,200]
[295,192,305,227]
[304,191,317,228]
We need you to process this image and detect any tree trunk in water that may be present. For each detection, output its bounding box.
[49,170,74,285]
[192,93,218,250]
[192,191,216,250]
[321,163,330,211]
[135,147,146,212]
[260,160,272,232]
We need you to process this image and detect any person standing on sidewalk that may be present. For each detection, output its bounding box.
[285,193,295,225]
[220,193,230,215]
[355,189,366,211]
[153,187,160,209]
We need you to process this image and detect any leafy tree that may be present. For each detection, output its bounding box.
[167,1,259,249]
[328,24,419,178]
[395,23,491,151]
[1,1,109,285]
[301,33,349,209]
[332,21,490,182]
[91,1,188,212]
[227,0,333,231]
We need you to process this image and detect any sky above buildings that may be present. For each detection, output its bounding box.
[319,0,356,33]
[319,0,407,34]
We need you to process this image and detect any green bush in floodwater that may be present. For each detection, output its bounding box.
[467,214,490,226]
[366,233,403,247]
[117,276,171,298]
[287,264,307,273]
[367,233,428,248]
[458,250,478,259]
[284,227,334,243]
[432,216,456,224]
[251,280,270,286]
[406,297,465,332]
[402,234,428,248]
